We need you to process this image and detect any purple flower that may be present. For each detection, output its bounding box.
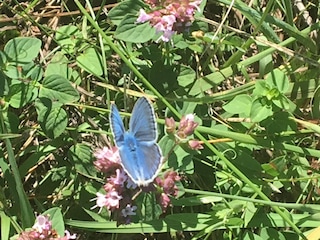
[121,204,137,217]
[18,214,76,240]
[136,0,202,42]
[93,143,121,173]
[108,168,128,187]
[137,9,152,23]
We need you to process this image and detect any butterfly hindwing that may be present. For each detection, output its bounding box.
[129,97,157,142]
[119,133,162,186]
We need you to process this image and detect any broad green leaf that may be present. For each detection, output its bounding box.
[8,82,37,108]
[4,37,41,63]
[266,69,289,93]
[45,52,72,79]
[177,65,196,87]
[39,75,79,103]
[260,227,286,240]
[243,202,257,227]
[68,144,96,176]
[35,98,68,138]
[253,80,269,96]
[159,135,176,158]
[189,67,234,96]
[243,231,264,240]
[272,95,290,110]
[44,207,65,237]
[136,192,162,221]
[108,0,146,25]
[223,94,252,115]
[166,146,194,174]
[76,48,103,76]
[115,15,156,43]
[250,98,273,122]
[0,51,7,66]
[55,25,82,53]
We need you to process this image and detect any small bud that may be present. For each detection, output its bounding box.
[165,117,176,134]
[177,114,198,138]
[188,139,203,150]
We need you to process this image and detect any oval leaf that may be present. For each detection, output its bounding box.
[35,98,68,138]
[39,75,79,103]
[115,15,156,43]
[76,48,103,76]
[4,37,41,63]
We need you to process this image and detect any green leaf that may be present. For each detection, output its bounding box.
[253,80,269,96]
[223,94,252,115]
[2,111,19,133]
[243,231,264,240]
[68,144,96,176]
[159,135,176,158]
[45,52,71,78]
[44,207,65,237]
[266,69,289,93]
[76,48,103,76]
[166,146,194,174]
[39,75,79,103]
[189,67,234,96]
[4,37,41,63]
[177,65,196,87]
[272,95,290,110]
[260,228,286,240]
[108,0,146,25]
[115,15,156,43]
[8,82,37,108]
[35,98,68,138]
[55,25,81,53]
[136,192,162,221]
[250,98,273,122]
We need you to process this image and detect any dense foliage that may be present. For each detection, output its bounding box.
[1,0,320,239]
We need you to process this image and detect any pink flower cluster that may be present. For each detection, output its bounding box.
[165,114,203,150]
[155,171,181,211]
[92,141,181,224]
[18,215,76,240]
[137,0,202,42]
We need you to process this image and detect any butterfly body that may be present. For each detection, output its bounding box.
[110,97,162,186]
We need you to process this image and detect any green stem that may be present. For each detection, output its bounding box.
[184,188,320,213]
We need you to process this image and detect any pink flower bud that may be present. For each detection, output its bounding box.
[177,114,198,138]
[188,139,203,150]
[165,117,176,134]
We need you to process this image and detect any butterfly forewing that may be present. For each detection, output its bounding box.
[129,97,157,142]
[109,104,125,145]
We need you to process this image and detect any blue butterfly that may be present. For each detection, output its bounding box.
[109,97,162,186]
